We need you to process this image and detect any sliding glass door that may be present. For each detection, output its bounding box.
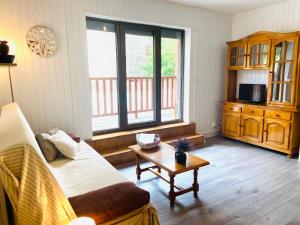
[125,30,155,124]
[120,24,162,129]
[86,20,120,132]
[161,30,183,122]
[86,18,184,134]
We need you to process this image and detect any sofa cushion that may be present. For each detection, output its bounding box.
[47,130,79,159]
[35,134,60,162]
[49,141,128,197]
[68,182,150,224]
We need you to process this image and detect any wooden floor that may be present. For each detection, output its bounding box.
[117,136,300,225]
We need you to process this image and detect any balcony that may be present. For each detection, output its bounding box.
[91,76,179,131]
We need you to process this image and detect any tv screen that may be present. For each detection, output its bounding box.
[239,84,266,103]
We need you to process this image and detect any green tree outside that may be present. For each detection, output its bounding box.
[139,38,178,77]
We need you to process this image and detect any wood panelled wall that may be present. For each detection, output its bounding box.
[0,0,231,139]
[232,0,300,40]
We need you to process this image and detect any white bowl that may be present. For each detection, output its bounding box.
[136,134,160,150]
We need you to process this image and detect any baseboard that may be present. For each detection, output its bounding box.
[202,131,220,138]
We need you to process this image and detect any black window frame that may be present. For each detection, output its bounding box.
[86,17,185,135]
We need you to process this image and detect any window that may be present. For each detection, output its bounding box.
[86,18,184,133]
[87,20,119,131]
[161,30,183,122]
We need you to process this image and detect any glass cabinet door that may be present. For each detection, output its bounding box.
[248,42,269,69]
[228,44,247,69]
[269,38,298,105]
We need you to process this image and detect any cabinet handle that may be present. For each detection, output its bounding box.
[251,110,255,113]
[275,114,281,118]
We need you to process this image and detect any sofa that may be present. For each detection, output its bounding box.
[0,103,160,225]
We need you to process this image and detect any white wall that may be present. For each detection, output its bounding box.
[0,0,232,139]
[231,0,299,100]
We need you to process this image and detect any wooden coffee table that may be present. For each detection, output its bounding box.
[129,142,210,207]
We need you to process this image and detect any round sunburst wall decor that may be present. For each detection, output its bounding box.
[26,26,58,57]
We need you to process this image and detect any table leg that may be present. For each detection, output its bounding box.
[169,173,176,207]
[136,154,141,180]
[193,169,199,198]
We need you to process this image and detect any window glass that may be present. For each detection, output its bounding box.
[161,30,183,122]
[87,21,119,132]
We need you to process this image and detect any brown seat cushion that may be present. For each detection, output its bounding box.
[68,182,150,224]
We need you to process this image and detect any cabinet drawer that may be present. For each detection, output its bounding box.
[224,104,242,113]
[243,106,264,116]
[265,110,291,121]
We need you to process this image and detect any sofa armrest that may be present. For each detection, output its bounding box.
[66,133,80,143]
[69,182,150,224]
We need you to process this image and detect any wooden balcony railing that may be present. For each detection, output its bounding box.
[90,76,177,117]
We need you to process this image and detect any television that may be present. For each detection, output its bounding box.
[239,84,266,103]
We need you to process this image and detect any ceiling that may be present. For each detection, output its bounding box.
[165,0,288,14]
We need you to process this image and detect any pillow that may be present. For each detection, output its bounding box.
[48,128,59,135]
[46,130,79,159]
[48,128,81,143]
[35,133,60,162]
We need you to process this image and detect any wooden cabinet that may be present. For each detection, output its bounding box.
[224,31,300,157]
[222,112,241,137]
[241,114,263,143]
[227,36,271,70]
[227,43,247,70]
[247,41,270,69]
[268,37,299,107]
[221,102,299,157]
[263,118,290,150]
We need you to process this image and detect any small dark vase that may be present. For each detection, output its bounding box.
[174,139,192,164]
[175,150,187,164]
[0,41,9,55]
